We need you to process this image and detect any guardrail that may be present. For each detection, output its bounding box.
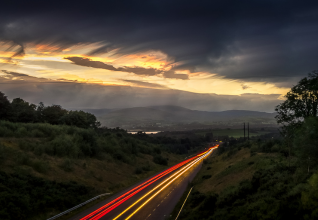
[47,192,111,220]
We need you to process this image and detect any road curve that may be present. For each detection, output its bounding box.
[69,146,218,220]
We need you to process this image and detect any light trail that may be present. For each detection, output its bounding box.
[90,149,212,220]
[111,157,203,220]
[81,159,193,220]
[124,147,216,220]
[80,147,215,220]
[112,146,217,220]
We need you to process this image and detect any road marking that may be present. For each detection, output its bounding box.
[175,187,193,220]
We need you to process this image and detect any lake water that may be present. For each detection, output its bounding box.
[128,131,161,134]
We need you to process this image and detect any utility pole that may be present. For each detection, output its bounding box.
[244,123,245,140]
[248,122,249,140]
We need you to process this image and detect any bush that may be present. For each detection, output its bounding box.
[59,159,74,172]
[0,144,9,164]
[153,154,168,165]
[49,135,79,158]
[202,175,212,180]
[32,160,50,174]
[135,167,143,174]
[0,125,13,137]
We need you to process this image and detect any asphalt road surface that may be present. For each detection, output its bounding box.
[69,146,218,220]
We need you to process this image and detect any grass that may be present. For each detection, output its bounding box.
[196,129,270,138]
[191,146,280,194]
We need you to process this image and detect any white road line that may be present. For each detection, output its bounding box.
[175,187,193,220]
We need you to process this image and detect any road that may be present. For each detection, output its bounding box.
[69,146,218,220]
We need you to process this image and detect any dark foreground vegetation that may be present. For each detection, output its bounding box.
[0,171,94,220]
[0,92,212,220]
[176,71,318,220]
[0,120,211,219]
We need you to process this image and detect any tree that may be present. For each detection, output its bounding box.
[0,92,11,120]
[10,98,37,123]
[275,70,318,167]
[36,102,45,122]
[60,110,100,129]
[294,117,318,171]
[275,70,318,129]
[42,105,68,125]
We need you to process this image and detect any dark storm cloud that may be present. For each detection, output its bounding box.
[0,70,281,112]
[162,70,189,80]
[65,56,189,79]
[0,0,318,82]
[118,66,158,76]
[65,57,117,71]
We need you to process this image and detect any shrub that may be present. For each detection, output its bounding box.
[153,154,168,165]
[202,175,212,180]
[59,159,73,172]
[49,135,79,158]
[32,160,50,174]
[135,167,143,174]
[0,144,9,164]
[0,126,13,137]
[30,129,45,138]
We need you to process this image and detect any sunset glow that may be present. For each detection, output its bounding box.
[0,41,290,96]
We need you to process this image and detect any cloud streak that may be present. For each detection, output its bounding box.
[65,56,189,79]
[121,79,168,89]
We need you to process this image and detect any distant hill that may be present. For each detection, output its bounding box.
[77,108,116,116]
[96,105,277,129]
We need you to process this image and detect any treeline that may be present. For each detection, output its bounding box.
[0,121,168,165]
[134,131,210,154]
[0,92,100,129]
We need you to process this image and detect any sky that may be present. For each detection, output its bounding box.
[1,0,317,112]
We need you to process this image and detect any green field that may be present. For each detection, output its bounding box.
[197,129,270,138]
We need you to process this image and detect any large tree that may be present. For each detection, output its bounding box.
[42,105,68,125]
[10,98,37,123]
[275,70,318,129]
[0,92,11,120]
[60,110,100,129]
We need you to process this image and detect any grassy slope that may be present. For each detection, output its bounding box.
[0,138,183,219]
[169,147,262,219]
[191,147,278,194]
[0,122,187,219]
[170,140,318,220]
[0,137,181,191]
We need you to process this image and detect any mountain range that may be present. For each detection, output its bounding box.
[82,105,277,129]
